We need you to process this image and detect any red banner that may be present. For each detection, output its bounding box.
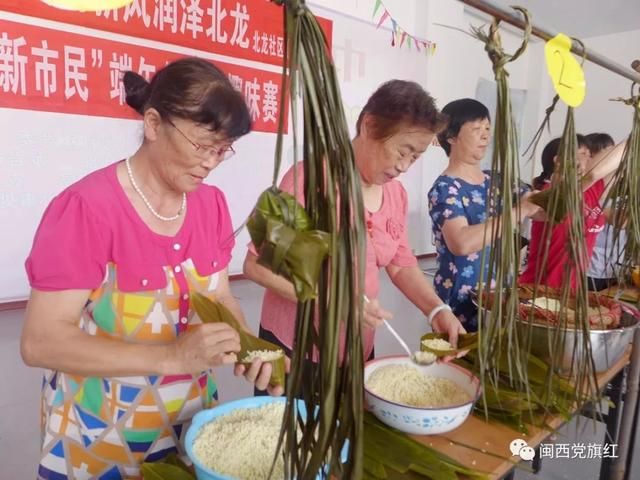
[0,19,286,132]
[0,0,333,67]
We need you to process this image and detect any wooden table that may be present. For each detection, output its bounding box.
[601,285,640,304]
[411,350,633,479]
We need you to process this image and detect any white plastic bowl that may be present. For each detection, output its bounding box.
[364,356,481,435]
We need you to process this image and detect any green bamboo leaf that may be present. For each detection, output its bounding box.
[420,331,480,357]
[469,8,539,431]
[247,188,330,301]
[364,453,388,479]
[363,412,489,479]
[141,462,195,480]
[385,470,426,480]
[162,452,193,474]
[524,93,601,416]
[192,293,286,387]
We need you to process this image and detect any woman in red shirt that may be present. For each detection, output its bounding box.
[520,135,626,288]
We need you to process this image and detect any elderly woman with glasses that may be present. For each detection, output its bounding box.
[21,57,278,480]
[244,80,466,389]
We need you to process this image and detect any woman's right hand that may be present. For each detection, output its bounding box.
[363,297,393,329]
[168,323,241,374]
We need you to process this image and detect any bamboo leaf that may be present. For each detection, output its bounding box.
[192,293,286,387]
[420,332,479,356]
[141,462,195,480]
[268,2,366,478]
[363,412,489,479]
[162,452,193,474]
[470,8,537,430]
[247,188,331,301]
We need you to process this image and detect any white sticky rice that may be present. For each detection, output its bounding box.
[241,349,284,363]
[193,402,287,479]
[531,296,564,313]
[421,338,453,351]
[413,350,437,364]
[531,297,608,323]
[366,364,470,408]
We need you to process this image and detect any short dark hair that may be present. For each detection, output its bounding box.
[532,134,589,189]
[123,57,251,140]
[585,132,614,155]
[437,98,490,156]
[355,80,448,140]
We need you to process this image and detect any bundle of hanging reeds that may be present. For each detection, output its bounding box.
[607,86,640,294]
[530,80,600,388]
[471,7,536,423]
[468,18,602,427]
[263,1,366,478]
[518,102,601,427]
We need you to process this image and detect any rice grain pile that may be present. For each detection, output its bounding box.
[241,349,284,362]
[413,350,437,364]
[530,297,612,326]
[530,296,563,313]
[366,364,470,408]
[193,402,287,479]
[421,338,453,351]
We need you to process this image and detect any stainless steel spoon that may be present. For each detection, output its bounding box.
[364,295,435,365]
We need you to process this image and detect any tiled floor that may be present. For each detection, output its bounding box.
[1,259,638,479]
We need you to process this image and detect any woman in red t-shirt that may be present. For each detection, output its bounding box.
[520,135,627,288]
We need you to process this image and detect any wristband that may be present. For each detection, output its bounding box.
[427,303,453,326]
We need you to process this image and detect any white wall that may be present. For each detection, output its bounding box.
[313,0,549,255]
[573,28,640,143]
[310,0,437,256]
[423,3,639,186]
[421,1,553,239]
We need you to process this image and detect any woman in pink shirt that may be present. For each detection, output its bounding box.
[21,57,278,479]
[244,80,465,384]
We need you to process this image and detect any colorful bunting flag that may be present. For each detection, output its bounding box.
[376,10,390,28]
[371,0,436,55]
[372,0,382,18]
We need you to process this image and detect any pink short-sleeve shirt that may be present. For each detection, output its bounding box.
[25,161,234,479]
[255,163,417,360]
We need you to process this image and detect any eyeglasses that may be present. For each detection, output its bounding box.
[166,118,236,161]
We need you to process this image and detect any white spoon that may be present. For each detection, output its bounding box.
[364,295,434,365]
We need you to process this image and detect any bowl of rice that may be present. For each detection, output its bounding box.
[186,396,346,480]
[480,285,640,374]
[364,356,480,435]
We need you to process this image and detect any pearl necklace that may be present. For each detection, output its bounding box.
[125,156,186,222]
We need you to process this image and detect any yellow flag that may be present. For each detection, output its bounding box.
[544,33,586,107]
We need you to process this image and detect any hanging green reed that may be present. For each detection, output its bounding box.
[255,1,367,478]
[606,85,640,293]
[524,39,600,415]
[471,7,536,424]
[527,104,600,418]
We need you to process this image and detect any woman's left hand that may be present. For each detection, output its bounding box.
[431,310,467,362]
[234,356,291,396]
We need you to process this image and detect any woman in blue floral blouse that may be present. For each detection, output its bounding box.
[428,99,539,331]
